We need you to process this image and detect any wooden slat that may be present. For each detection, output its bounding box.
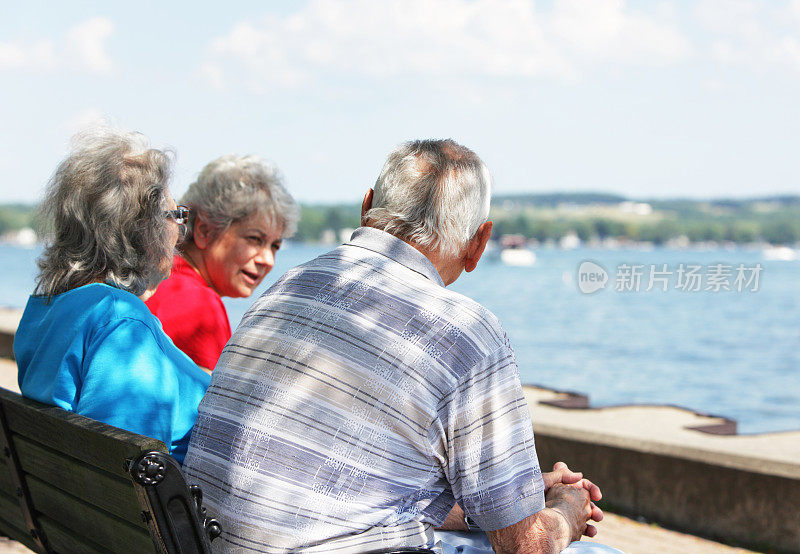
[38,515,108,554]
[0,489,38,551]
[14,435,146,528]
[28,476,154,553]
[0,518,38,553]
[0,388,165,477]
[0,456,16,498]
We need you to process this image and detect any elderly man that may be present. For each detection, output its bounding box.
[183,140,612,553]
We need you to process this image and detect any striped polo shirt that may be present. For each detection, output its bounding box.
[182,227,545,553]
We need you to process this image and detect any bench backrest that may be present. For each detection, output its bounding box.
[0,387,218,553]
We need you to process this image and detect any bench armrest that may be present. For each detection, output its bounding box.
[129,451,221,554]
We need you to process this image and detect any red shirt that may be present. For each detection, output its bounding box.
[146,255,231,370]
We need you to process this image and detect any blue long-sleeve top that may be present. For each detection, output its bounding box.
[14,283,211,463]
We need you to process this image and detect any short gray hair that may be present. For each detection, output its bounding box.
[180,155,299,245]
[365,139,492,258]
[35,126,175,298]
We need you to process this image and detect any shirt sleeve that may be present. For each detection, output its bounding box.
[437,340,546,531]
[77,317,210,463]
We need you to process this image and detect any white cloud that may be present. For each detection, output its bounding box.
[0,17,114,74]
[548,0,690,65]
[66,17,115,74]
[695,0,763,38]
[780,0,800,29]
[0,40,57,71]
[695,0,800,71]
[201,0,690,92]
[771,36,800,70]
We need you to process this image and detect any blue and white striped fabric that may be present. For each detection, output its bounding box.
[183,227,546,553]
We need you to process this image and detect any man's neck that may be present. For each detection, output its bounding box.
[399,237,464,287]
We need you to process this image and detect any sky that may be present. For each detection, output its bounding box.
[1,0,799,204]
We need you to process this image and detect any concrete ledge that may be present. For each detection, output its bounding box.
[525,386,800,553]
[0,359,19,393]
[0,309,21,360]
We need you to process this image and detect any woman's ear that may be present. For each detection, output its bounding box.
[193,214,212,250]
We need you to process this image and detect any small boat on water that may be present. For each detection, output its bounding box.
[0,228,37,248]
[498,235,536,266]
[762,245,799,261]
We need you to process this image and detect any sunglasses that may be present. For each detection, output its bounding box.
[166,205,191,225]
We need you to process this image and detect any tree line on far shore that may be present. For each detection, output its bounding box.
[3,193,800,245]
[491,212,799,245]
[292,194,800,245]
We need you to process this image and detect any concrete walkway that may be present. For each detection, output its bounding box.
[584,513,754,553]
[0,538,30,553]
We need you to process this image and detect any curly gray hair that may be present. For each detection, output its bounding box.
[35,127,175,298]
[180,154,299,245]
[365,139,492,258]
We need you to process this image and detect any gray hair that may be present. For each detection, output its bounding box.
[364,139,492,258]
[180,155,299,245]
[35,127,175,298]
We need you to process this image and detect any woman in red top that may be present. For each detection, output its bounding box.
[147,155,299,371]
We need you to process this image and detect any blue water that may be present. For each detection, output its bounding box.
[6,243,799,434]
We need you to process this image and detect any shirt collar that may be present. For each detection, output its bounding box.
[346,227,445,287]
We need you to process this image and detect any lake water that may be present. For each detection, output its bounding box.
[4,242,799,434]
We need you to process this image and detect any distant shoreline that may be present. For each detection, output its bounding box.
[3,192,800,245]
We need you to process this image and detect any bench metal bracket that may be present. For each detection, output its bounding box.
[130,450,221,554]
[0,403,51,553]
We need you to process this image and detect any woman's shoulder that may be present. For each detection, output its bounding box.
[95,285,158,322]
[53,284,171,344]
[34,283,146,322]
[89,290,210,384]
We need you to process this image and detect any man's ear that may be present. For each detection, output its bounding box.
[361,188,374,225]
[464,221,493,273]
[193,213,213,250]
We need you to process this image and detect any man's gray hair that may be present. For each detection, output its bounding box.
[180,155,299,245]
[364,139,492,258]
[35,127,175,298]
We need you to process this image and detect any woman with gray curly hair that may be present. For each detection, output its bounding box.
[146,154,299,371]
[14,127,210,464]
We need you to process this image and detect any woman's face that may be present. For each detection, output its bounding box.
[142,191,182,302]
[166,192,181,249]
[199,212,283,298]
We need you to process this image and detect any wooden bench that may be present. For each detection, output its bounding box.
[0,387,220,553]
